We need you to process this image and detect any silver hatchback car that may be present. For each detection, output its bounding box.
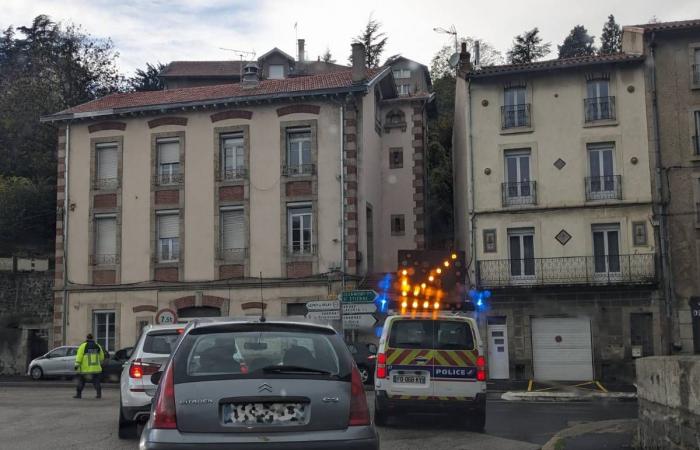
[139,319,378,450]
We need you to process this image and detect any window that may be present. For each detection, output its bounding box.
[157,139,181,185]
[66,347,78,357]
[95,143,118,189]
[592,224,620,274]
[286,303,307,317]
[585,79,614,121]
[269,64,284,79]
[508,228,535,278]
[94,214,117,265]
[47,347,68,358]
[288,205,313,254]
[220,134,245,180]
[220,208,245,260]
[504,150,533,205]
[143,331,181,355]
[586,143,619,200]
[435,321,475,350]
[93,310,116,353]
[389,148,403,169]
[693,49,700,84]
[286,129,312,175]
[157,212,179,262]
[503,86,528,128]
[693,111,700,155]
[633,221,648,246]
[393,69,411,79]
[397,84,411,96]
[391,214,405,236]
[483,229,497,253]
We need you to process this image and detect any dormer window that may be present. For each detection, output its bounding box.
[269,64,284,79]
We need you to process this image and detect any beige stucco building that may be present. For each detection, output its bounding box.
[453,40,662,381]
[43,44,432,352]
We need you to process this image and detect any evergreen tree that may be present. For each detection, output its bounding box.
[321,47,335,64]
[558,25,596,59]
[507,28,551,64]
[350,15,387,68]
[130,62,166,91]
[599,15,622,55]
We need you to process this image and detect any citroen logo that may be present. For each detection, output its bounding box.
[258,383,272,392]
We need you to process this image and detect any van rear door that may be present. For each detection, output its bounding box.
[385,318,434,399]
[431,318,480,399]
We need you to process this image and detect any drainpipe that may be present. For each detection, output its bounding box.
[62,123,71,345]
[648,32,675,352]
[467,80,477,289]
[339,103,346,294]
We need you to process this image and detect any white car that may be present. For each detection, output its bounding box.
[118,323,184,439]
[27,346,78,380]
[373,313,487,430]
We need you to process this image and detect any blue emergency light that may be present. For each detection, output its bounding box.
[468,289,491,310]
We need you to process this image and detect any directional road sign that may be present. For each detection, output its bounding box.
[306,310,340,321]
[339,290,378,304]
[343,314,377,330]
[306,300,340,311]
[342,303,377,314]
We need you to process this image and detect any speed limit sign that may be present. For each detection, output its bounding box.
[156,308,178,324]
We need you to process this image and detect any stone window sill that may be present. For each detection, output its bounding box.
[500,126,534,135]
[583,120,618,128]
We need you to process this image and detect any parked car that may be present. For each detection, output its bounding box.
[27,346,78,380]
[139,319,379,450]
[348,342,378,384]
[119,324,184,439]
[102,347,134,382]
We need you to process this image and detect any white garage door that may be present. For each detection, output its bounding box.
[531,317,593,381]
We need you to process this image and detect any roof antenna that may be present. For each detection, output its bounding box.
[259,271,266,322]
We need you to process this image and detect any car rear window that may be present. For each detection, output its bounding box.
[173,324,351,383]
[388,319,475,350]
[143,331,181,355]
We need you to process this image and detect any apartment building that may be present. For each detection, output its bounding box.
[453,41,661,382]
[630,20,700,354]
[43,43,432,352]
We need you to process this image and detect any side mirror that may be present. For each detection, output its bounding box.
[150,371,163,385]
[367,344,378,355]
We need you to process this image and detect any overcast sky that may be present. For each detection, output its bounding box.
[2,0,698,75]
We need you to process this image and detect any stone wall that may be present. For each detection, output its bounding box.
[0,271,54,375]
[636,356,700,449]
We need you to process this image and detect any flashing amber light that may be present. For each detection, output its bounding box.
[428,275,434,282]
[401,291,408,297]
[451,253,457,260]
[420,283,426,289]
[434,301,440,309]
[413,287,420,296]
[423,301,430,309]
[436,268,442,274]
[401,300,408,308]
[443,261,450,267]
[412,300,419,309]
[401,278,408,287]
[401,269,408,276]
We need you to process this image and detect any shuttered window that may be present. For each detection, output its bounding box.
[221,208,245,259]
[157,139,180,185]
[220,134,245,180]
[288,205,313,254]
[157,212,179,262]
[96,144,118,189]
[94,215,117,265]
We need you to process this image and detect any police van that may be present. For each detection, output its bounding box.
[373,313,487,429]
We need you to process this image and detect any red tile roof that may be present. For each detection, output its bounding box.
[469,53,644,78]
[50,68,383,118]
[635,19,700,32]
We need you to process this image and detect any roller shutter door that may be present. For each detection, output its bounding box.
[531,317,593,381]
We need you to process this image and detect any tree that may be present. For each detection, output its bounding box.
[321,47,335,64]
[350,15,387,68]
[599,15,622,55]
[130,62,166,91]
[430,37,503,79]
[558,25,596,59]
[507,28,551,64]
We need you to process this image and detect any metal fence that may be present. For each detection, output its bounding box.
[502,181,537,206]
[282,164,316,176]
[585,175,622,201]
[501,104,531,129]
[584,96,616,122]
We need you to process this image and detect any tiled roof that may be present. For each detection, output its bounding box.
[635,19,700,32]
[47,68,384,118]
[160,60,245,78]
[469,53,644,78]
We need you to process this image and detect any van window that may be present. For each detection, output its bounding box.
[435,321,475,350]
[388,320,432,349]
[143,331,181,355]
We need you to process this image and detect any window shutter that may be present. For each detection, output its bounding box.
[96,217,116,254]
[222,209,244,249]
[97,145,118,180]
[158,214,179,239]
[158,141,180,164]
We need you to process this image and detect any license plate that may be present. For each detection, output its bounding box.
[393,375,427,384]
[222,402,309,426]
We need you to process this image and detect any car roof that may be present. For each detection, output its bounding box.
[385,313,477,326]
[184,317,337,333]
[143,323,186,333]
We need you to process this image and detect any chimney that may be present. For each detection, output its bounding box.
[621,26,645,55]
[351,43,366,83]
[474,40,481,67]
[457,41,472,77]
[297,39,305,62]
[241,62,260,87]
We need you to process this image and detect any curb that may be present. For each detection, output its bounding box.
[501,390,637,402]
[541,418,636,450]
[0,381,120,389]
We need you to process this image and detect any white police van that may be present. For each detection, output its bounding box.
[373,313,487,429]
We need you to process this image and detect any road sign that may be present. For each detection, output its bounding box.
[306,300,340,311]
[342,303,377,314]
[306,310,340,321]
[156,308,177,324]
[343,314,377,330]
[339,290,378,304]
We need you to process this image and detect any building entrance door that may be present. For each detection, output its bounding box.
[487,317,510,379]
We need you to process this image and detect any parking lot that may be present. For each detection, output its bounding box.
[0,384,638,449]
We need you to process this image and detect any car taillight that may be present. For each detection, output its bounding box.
[376,353,387,379]
[476,355,486,381]
[152,361,177,429]
[349,365,370,426]
[129,359,160,379]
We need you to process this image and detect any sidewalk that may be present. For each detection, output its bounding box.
[541,419,637,450]
[0,375,119,388]
[500,380,637,402]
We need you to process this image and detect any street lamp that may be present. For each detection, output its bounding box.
[433,25,458,52]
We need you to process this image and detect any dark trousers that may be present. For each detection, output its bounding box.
[75,373,101,397]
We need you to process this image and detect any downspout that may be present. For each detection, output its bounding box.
[62,123,71,345]
[467,79,477,289]
[648,32,675,352]
[339,103,346,294]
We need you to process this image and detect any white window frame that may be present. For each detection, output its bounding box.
[587,143,616,198]
[393,69,411,79]
[220,134,245,180]
[157,138,180,185]
[94,213,117,265]
[220,206,245,259]
[287,204,313,255]
[504,150,532,201]
[92,310,116,353]
[286,129,312,175]
[592,224,621,276]
[507,228,535,280]
[156,210,179,263]
[503,86,527,127]
[95,143,118,189]
[397,84,411,96]
[586,79,611,121]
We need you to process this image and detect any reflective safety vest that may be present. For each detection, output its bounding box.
[74,340,105,374]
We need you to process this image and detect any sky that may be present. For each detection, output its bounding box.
[2,0,699,75]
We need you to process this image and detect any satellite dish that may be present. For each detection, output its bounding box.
[448,53,460,68]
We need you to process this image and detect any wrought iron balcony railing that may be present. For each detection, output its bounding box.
[286,243,317,257]
[502,181,537,206]
[219,168,248,181]
[90,254,120,266]
[93,178,119,190]
[584,96,616,122]
[477,254,655,288]
[152,173,183,186]
[282,164,316,177]
[693,64,700,84]
[585,175,622,201]
[501,104,531,129]
[219,247,248,261]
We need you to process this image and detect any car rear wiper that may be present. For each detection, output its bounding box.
[260,365,331,375]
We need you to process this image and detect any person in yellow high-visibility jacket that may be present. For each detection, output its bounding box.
[73,334,105,399]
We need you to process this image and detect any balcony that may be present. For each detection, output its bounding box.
[219,168,248,181]
[152,173,183,186]
[282,163,316,177]
[93,177,119,190]
[501,104,531,129]
[585,175,622,201]
[219,247,247,262]
[477,254,656,288]
[90,254,120,266]
[584,96,616,122]
[502,181,537,207]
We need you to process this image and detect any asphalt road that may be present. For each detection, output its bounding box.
[0,385,637,449]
